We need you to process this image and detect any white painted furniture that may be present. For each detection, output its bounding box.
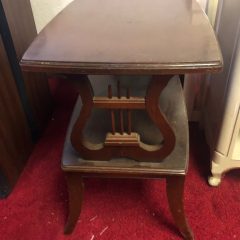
[208,37,240,186]
[205,0,240,186]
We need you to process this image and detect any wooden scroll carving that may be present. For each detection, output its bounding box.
[69,74,175,162]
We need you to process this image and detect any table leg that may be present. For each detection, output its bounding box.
[64,172,84,234]
[166,176,194,240]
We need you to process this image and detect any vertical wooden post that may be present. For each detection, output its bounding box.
[108,84,116,134]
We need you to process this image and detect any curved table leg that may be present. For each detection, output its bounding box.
[64,172,84,234]
[166,176,194,240]
[145,75,176,159]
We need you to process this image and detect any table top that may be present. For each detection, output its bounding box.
[21,0,223,75]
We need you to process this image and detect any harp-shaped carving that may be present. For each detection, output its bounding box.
[70,74,175,162]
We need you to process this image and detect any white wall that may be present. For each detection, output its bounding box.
[207,0,219,26]
[197,0,208,10]
[30,0,74,33]
[30,0,209,33]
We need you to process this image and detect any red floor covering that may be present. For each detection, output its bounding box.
[1,79,240,240]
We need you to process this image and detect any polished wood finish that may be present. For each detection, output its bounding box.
[93,97,145,109]
[1,0,36,59]
[127,88,132,135]
[21,0,222,74]
[105,132,140,147]
[145,75,176,159]
[62,77,192,238]
[62,76,188,175]
[64,175,193,240]
[70,75,175,162]
[166,176,194,240]
[0,0,52,196]
[2,0,52,131]
[20,0,223,238]
[64,173,84,234]
[23,72,52,131]
[0,37,33,190]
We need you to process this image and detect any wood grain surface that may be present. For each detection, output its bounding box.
[0,37,33,189]
[21,0,222,75]
[2,0,52,131]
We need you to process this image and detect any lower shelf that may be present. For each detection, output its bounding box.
[61,76,189,177]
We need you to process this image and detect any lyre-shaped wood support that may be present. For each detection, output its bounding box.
[69,74,175,162]
[105,81,140,146]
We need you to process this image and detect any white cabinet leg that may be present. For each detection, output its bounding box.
[208,151,225,187]
[208,174,222,187]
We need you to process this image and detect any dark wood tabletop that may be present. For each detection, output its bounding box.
[20,0,222,75]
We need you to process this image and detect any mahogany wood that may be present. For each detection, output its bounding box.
[93,97,145,109]
[1,0,36,59]
[127,88,132,134]
[145,75,176,159]
[70,74,176,162]
[117,80,121,99]
[62,76,189,176]
[127,110,132,135]
[119,110,124,134]
[2,0,52,132]
[64,172,84,234]
[105,133,140,147]
[0,37,33,191]
[61,76,191,238]
[108,85,113,99]
[19,0,223,238]
[166,176,194,240]
[64,174,194,239]
[111,110,116,135]
[108,85,116,134]
[20,0,222,75]
[0,0,53,196]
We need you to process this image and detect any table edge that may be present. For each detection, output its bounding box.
[61,164,186,177]
[20,60,223,75]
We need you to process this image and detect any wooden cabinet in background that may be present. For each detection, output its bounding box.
[2,0,52,131]
[0,36,33,194]
[0,0,52,196]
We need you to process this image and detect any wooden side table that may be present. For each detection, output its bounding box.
[62,75,193,239]
[20,0,222,239]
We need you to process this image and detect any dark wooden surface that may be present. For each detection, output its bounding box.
[0,36,33,191]
[18,1,221,237]
[69,74,176,162]
[2,0,52,132]
[62,76,188,175]
[21,0,222,75]
[166,176,193,240]
[1,0,36,59]
[64,173,84,234]
[0,0,52,197]
[64,175,193,239]
[62,77,193,239]
[22,72,52,131]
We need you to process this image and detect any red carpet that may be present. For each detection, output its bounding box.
[1,79,240,240]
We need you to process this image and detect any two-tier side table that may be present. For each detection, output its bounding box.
[20,0,222,239]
